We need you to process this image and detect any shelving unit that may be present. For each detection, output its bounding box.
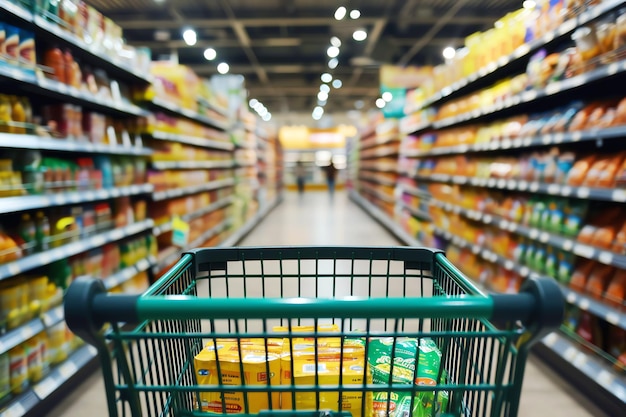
[352,1,626,411]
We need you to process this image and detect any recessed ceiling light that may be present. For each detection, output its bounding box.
[375,98,386,109]
[350,10,361,19]
[523,0,536,9]
[327,46,340,58]
[318,99,327,106]
[253,102,263,111]
[182,28,197,46]
[442,46,456,60]
[204,47,217,61]
[262,113,271,122]
[334,6,347,20]
[382,92,393,102]
[353,29,367,41]
[332,79,342,89]
[249,98,258,108]
[321,73,333,83]
[320,84,331,93]
[330,36,341,47]
[328,58,339,69]
[317,91,329,101]
[217,62,230,74]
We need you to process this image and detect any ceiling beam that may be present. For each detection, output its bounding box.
[219,0,269,84]
[117,15,501,30]
[397,0,471,66]
[134,38,303,49]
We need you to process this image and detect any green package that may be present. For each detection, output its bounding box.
[368,338,448,417]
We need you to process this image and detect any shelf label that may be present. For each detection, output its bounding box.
[543,332,558,347]
[519,267,529,277]
[59,361,78,380]
[572,131,582,142]
[518,181,528,191]
[563,347,577,361]
[598,251,614,265]
[483,215,492,224]
[605,312,619,326]
[529,229,539,239]
[3,402,26,417]
[566,292,577,304]
[547,184,560,195]
[529,182,540,192]
[507,222,518,233]
[612,189,626,202]
[8,263,21,276]
[34,377,58,399]
[487,178,497,187]
[562,240,574,251]
[171,216,190,248]
[501,139,512,149]
[506,180,516,190]
[560,186,572,196]
[539,232,550,243]
[504,260,514,270]
[576,187,590,198]
[497,179,506,189]
[574,244,595,259]
[553,133,564,144]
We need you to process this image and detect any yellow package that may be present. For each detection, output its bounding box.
[281,351,371,416]
[272,324,340,334]
[194,341,280,413]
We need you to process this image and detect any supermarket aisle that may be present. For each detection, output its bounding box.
[47,191,605,416]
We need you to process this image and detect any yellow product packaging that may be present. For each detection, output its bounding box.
[194,341,280,413]
[272,323,340,334]
[280,338,371,417]
[0,351,9,399]
[8,345,27,394]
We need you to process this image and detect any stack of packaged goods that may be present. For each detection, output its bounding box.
[193,325,449,416]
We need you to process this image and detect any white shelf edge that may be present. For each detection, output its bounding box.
[151,178,236,201]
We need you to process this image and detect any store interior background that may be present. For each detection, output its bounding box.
[0,0,625,416]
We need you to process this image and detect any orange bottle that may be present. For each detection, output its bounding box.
[44,47,65,84]
[605,269,626,308]
[585,264,614,299]
[63,49,74,87]
[569,259,596,292]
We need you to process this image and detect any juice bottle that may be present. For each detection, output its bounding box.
[35,211,50,252]
[0,95,11,133]
[63,49,74,86]
[25,337,42,382]
[44,46,65,84]
[9,96,25,134]
[8,345,27,394]
[605,269,626,308]
[19,214,36,255]
[0,352,9,399]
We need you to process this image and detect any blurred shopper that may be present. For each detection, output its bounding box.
[324,161,338,198]
[294,161,306,195]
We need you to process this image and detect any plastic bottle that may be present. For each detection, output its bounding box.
[35,211,50,252]
[0,351,9,399]
[19,214,36,255]
[25,337,42,382]
[63,49,74,87]
[8,345,27,394]
[44,46,66,84]
[576,312,595,345]
[9,97,25,134]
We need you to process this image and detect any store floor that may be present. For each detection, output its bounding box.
[47,191,605,417]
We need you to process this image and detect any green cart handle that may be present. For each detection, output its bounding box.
[65,253,563,347]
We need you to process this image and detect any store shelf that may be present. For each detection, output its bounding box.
[360,133,400,151]
[197,97,229,118]
[402,125,626,158]
[149,131,234,151]
[0,184,154,215]
[417,0,625,110]
[219,197,282,247]
[432,200,626,270]
[0,133,152,156]
[0,65,146,118]
[148,98,231,131]
[414,174,625,203]
[360,147,399,160]
[359,184,395,204]
[350,190,421,247]
[151,160,235,170]
[0,344,98,417]
[398,183,431,199]
[358,174,397,187]
[433,60,626,130]
[537,332,626,405]
[401,121,433,136]
[153,196,235,236]
[0,305,64,356]
[432,224,626,328]
[399,202,432,222]
[0,219,154,281]
[154,219,232,273]
[152,178,236,201]
[102,256,156,290]
[360,165,399,174]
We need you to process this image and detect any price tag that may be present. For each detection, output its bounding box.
[553,133,564,144]
[543,332,558,347]
[547,184,560,195]
[563,347,577,361]
[501,139,512,149]
[579,298,590,311]
[529,229,539,239]
[545,83,560,96]
[171,216,190,248]
[574,244,595,259]
[507,180,516,190]
[519,266,529,277]
[530,182,539,192]
[505,260,514,270]
[572,131,582,142]
[542,135,553,145]
[612,189,626,202]
[539,232,550,243]
[507,223,518,233]
[8,262,21,276]
[560,186,572,196]
[607,63,619,76]
[605,312,619,326]
[487,178,497,188]
[562,240,574,251]
[559,19,576,34]
[598,251,614,265]
[523,137,533,147]
[576,187,590,198]
[518,180,528,191]
[497,179,506,189]
[483,215,492,224]
[59,360,78,379]
[34,377,57,399]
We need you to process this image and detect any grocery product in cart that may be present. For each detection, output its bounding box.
[65,246,564,417]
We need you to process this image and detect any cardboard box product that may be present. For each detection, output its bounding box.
[194,341,280,414]
[280,337,371,417]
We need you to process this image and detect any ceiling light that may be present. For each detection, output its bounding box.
[253,103,263,112]
[312,113,322,121]
[217,62,230,74]
[203,47,217,61]
[334,6,347,20]
[375,98,386,109]
[258,108,268,117]
[330,36,341,47]
[321,73,333,83]
[353,29,367,41]
[382,91,393,102]
[262,113,271,122]
[523,0,536,9]
[328,58,339,69]
[327,46,340,58]
[313,106,324,118]
[332,79,342,89]
[350,10,361,19]
[442,46,456,60]
[318,99,327,106]
[182,28,197,46]
[317,91,329,101]
[249,98,258,108]
[320,84,331,93]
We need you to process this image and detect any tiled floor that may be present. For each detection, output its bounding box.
[47,191,605,416]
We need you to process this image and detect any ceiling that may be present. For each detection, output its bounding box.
[93,0,521,115]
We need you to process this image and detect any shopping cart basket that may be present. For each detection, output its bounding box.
[65,246,564,417]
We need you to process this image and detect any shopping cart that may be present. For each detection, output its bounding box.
[65,246,564,417]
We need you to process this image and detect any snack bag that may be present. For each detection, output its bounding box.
[194,341,280,413]
[368,337,448,417]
